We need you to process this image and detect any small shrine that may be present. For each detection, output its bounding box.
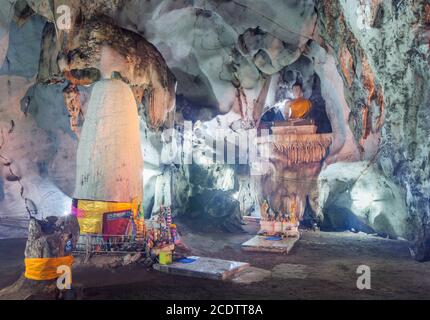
[245,120,332,253]
[271,122,332,167]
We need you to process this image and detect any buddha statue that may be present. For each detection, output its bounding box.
[284,82,312,120]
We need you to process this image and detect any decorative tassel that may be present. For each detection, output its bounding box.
[272,133,332,165]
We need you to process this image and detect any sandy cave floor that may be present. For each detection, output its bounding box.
[1,220,430,300]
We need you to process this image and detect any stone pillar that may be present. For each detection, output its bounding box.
[73,79,143,203]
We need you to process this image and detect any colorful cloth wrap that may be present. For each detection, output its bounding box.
[24,256,74,281]
[289,98,312,119]
[72,199,140,235]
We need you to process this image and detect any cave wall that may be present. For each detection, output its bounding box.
[0,0,428,259]
[316,0,430,258]
[0,14,74,221]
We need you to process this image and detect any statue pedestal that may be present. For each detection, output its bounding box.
[259,123,333,223]
[242,235,300,254]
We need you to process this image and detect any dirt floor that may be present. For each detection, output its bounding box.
[1,221,430,300]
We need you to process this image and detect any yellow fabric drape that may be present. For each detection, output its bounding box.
[24,256,74,281]
[77,199,139,234]
[289,98,312,119]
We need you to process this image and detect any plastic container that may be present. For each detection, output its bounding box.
[159,250,173,265]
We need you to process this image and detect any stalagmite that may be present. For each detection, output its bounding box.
[73,79,143,203]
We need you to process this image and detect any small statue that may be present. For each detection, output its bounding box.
[64,234,73,254]
[284,82,312,120]
[260,199,270,221]
[146,230,155,250]
[289,196,298,226]
[268,208,275,221]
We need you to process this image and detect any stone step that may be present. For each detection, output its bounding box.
[241,235,300,254]
[153,256,250,281]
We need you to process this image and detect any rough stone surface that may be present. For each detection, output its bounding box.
[316,0,430,259]
[0,0,428,261]
[187,189,243,232]
[25,215,79,258]
[317,162,411,240]
[74,79,143,202]
[154,256,250,281]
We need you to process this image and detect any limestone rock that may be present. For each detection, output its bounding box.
[38,18,176,130]
[317,0,430,258]
[187,189,243,232]
[25,215,79,258]
[0,0,18,69]
[317,162,411,240]
[74,79,143,202]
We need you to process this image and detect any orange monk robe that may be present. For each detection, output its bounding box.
[288,98,312,119]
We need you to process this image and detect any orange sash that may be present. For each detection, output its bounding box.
[24,256,74,281]
[289,98,312,119]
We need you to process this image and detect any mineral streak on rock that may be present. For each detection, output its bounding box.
[73,79,143,203]
[317,0,430,258]
[62,83,83,138]
[338,46,354,88]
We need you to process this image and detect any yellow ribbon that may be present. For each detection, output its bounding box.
[24,256,74,281]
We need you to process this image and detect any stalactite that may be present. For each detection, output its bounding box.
[253,75,272,127]
[235,75,272,130]
[62,83,83,138]
[235,87,254,129]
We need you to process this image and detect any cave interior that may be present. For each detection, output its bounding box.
[0,0,429,300]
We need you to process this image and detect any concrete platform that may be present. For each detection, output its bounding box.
[153,256,250,281]
[241,235,300,254]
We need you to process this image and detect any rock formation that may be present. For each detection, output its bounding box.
[315,0,430,259]
[25,215,79,259]
[0,0,429,260]
[38,18,177,131]
[0,215,79,299]
[74,79,143,203]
